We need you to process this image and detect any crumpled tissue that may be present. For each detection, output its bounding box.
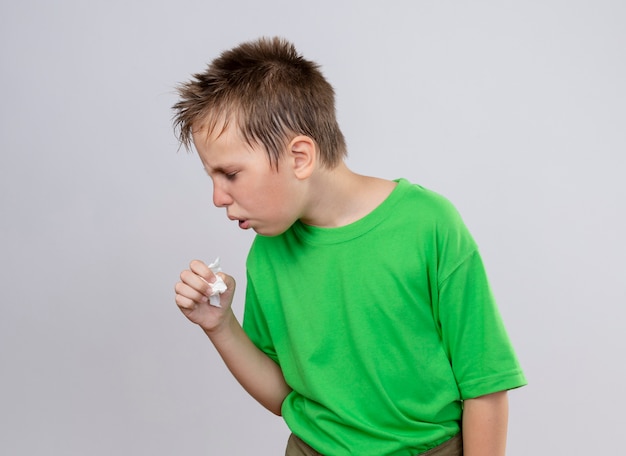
[206,257,227,307]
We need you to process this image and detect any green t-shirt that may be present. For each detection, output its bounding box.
[243,179,526,455]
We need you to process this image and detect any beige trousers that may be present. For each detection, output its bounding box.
[285,433,463,456]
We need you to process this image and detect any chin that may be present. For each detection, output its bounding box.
[254,225,290,237]
[254,229,281,237]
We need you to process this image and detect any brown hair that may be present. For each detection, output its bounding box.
[172,37,347,168]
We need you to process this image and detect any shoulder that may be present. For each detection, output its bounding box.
[395,179,464,225]
[394,179,478,255]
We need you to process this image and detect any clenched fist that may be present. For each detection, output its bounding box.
[175,259,236,332]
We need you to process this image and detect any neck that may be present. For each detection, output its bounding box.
[299,162,396,228]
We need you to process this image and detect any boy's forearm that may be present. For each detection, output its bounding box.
[204,310,291,415]
[462,391,509,456]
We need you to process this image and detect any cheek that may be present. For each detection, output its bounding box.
[236,180,277,212]
[255,173,290,202]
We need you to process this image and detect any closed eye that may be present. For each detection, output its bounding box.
[203,165,239,181]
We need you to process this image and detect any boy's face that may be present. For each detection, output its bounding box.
[193,122,304,237]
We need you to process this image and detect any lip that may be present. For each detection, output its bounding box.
[228,215,251,230]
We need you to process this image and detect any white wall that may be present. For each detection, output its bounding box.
[1,1,624,454]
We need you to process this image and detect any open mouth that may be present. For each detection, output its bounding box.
[238,219,251,230]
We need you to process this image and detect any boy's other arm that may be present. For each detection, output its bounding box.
[176,260,291,416]
[462,390,509,456]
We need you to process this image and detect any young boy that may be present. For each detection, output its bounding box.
[173,37,526,456]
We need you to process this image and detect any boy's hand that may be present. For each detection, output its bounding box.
[175,260,236,332]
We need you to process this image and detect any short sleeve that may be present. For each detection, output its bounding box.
[242,270,280,364]
[438,250,527,399]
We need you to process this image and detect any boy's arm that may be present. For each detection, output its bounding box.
[204,309,291,415]
[175,260,291,415]
[462,391,509,456]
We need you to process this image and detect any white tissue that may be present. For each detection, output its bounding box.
[206,257,227,307]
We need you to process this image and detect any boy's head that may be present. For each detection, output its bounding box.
[172,37,347,169]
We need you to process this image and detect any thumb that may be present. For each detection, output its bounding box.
[217,272,236,294]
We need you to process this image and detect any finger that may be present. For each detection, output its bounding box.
[217,272,236,292]
[189,259,215,282]
[179,269,212,297]
[175,293,198,311]
[175,281,209,304]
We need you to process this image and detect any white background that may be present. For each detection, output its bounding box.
[1,1,624,454]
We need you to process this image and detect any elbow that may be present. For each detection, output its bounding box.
[263,400,283,416]
[266,390,289,416]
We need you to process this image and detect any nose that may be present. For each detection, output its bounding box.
[212,182,233,207]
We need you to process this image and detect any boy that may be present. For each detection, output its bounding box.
[173,37,526,456]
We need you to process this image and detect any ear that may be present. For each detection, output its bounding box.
[287,135,316,180]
